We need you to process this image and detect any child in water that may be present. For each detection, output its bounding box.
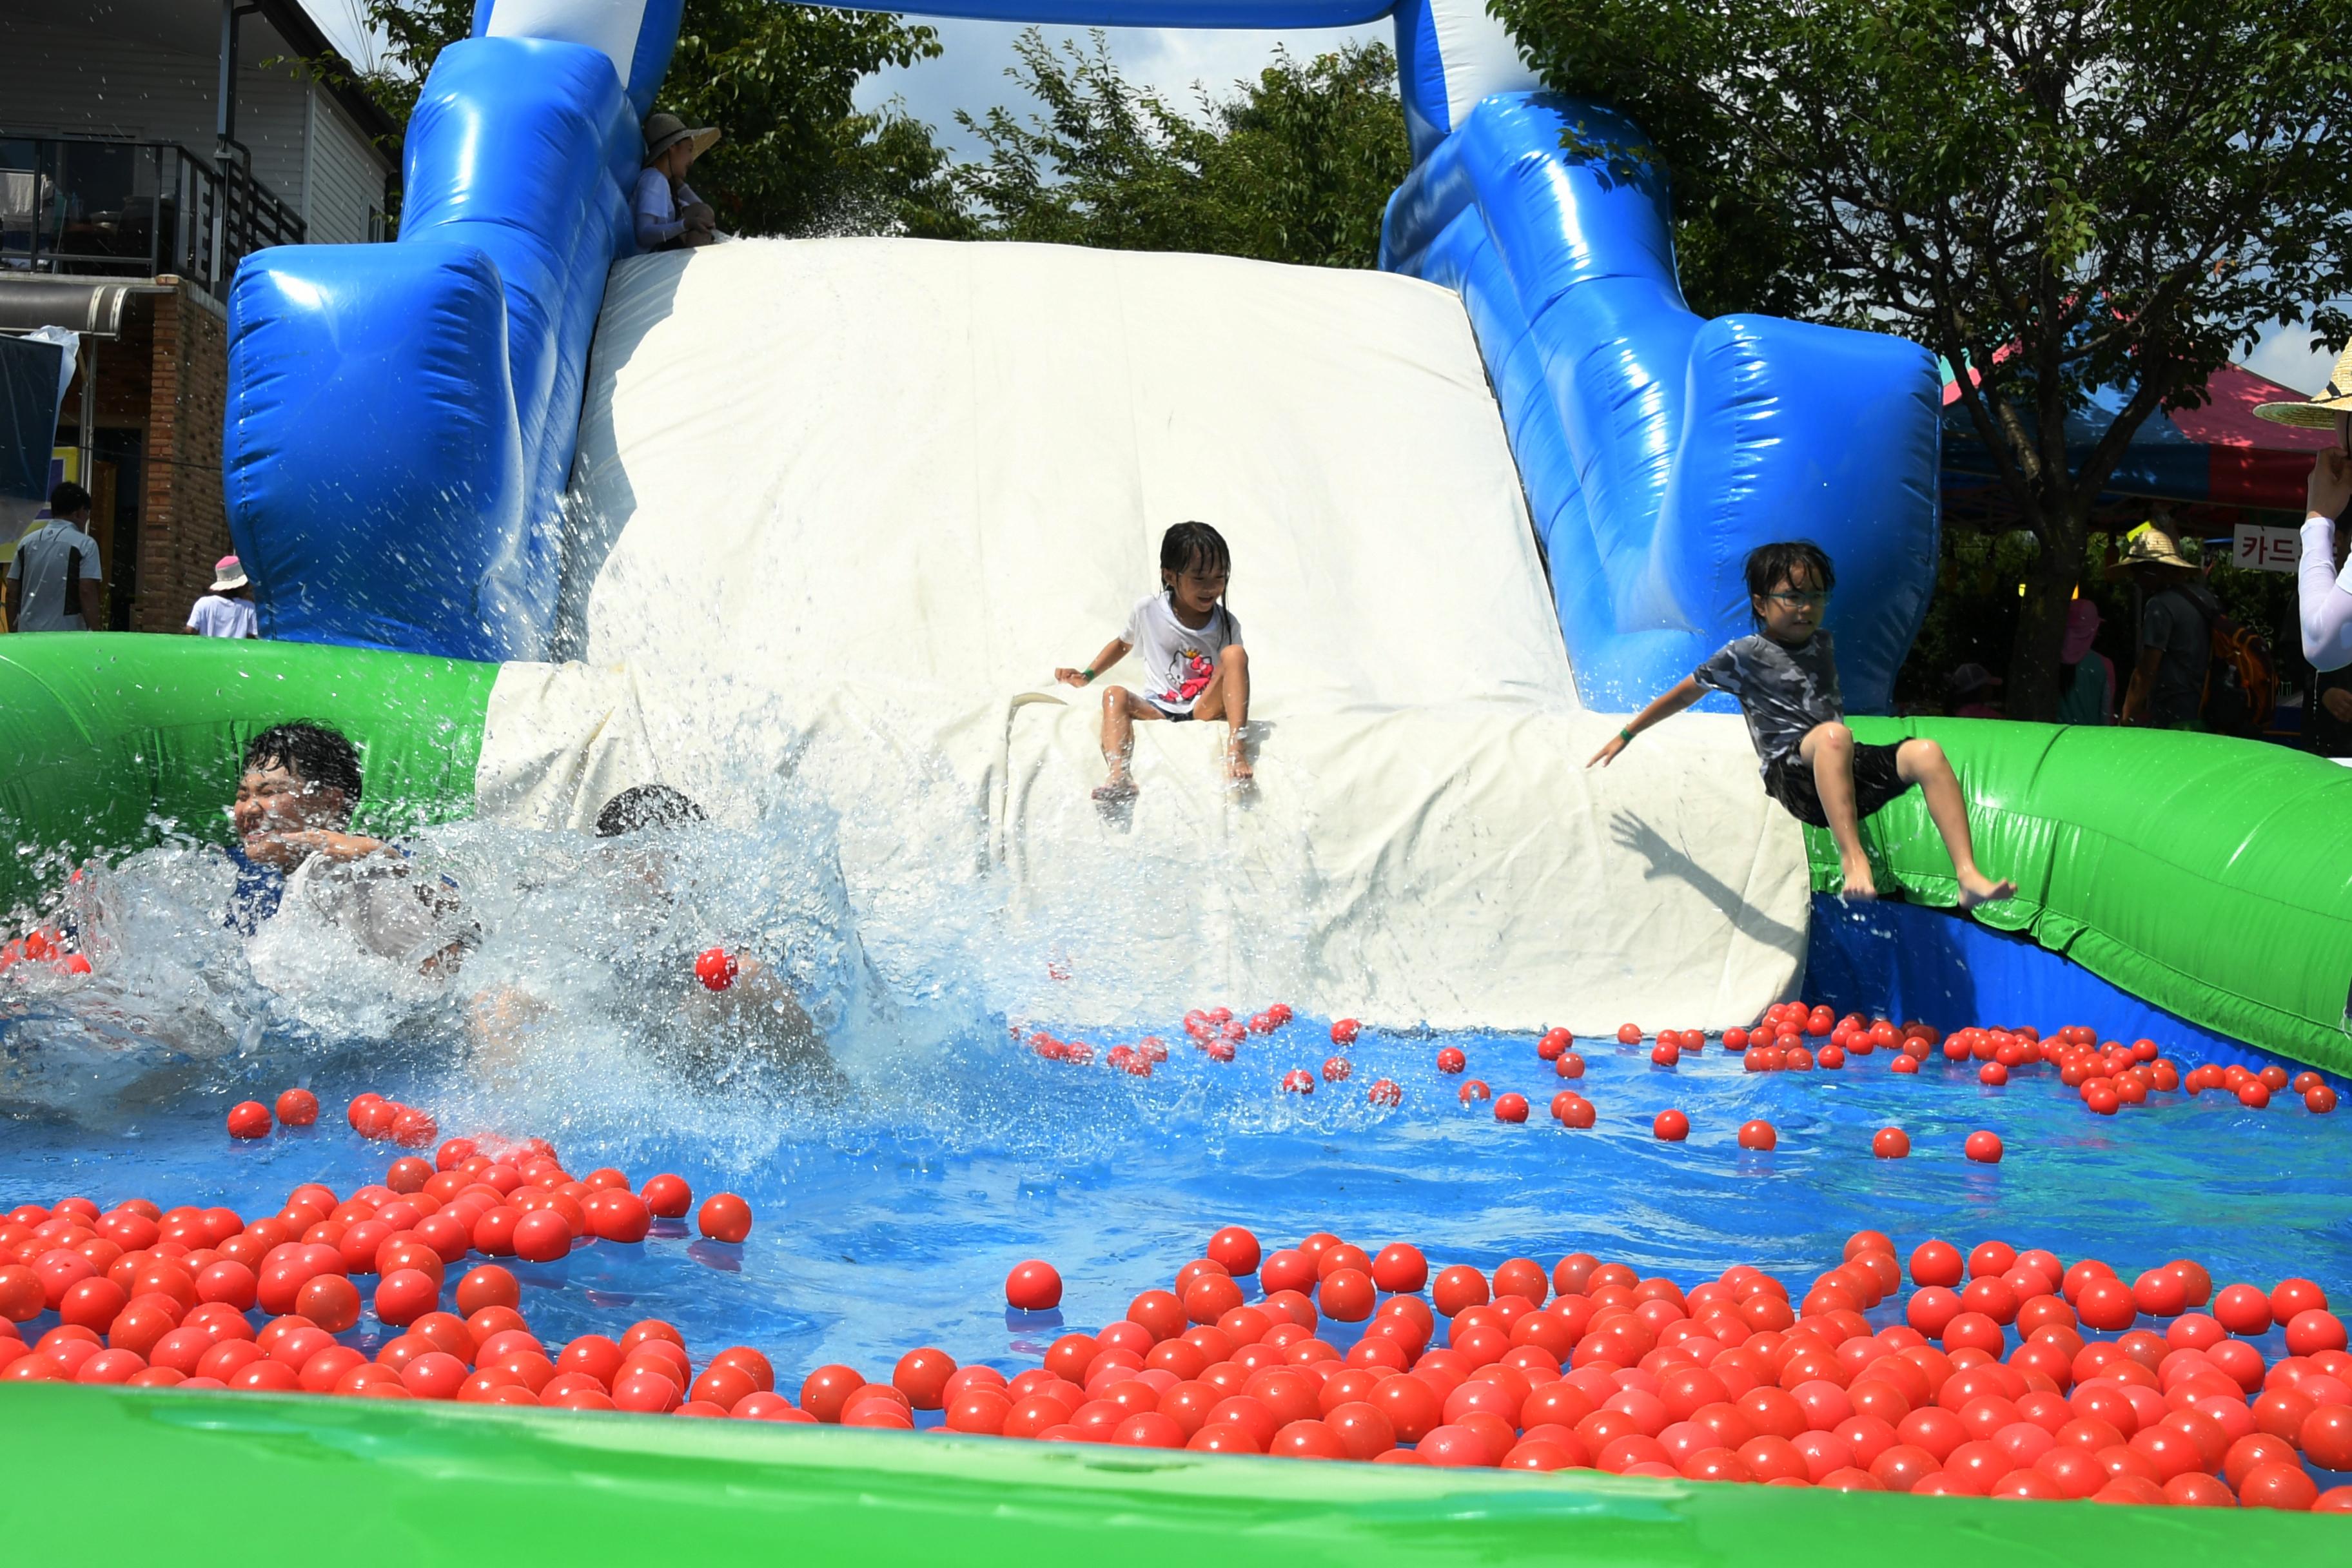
[1590,541,2015,906]
[1057,522,1251,799]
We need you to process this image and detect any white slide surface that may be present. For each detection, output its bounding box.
[476,238,1810,1030]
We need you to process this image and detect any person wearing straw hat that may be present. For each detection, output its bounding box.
[634,112,720,253]
[2105,519,2216,729]
[2255,344,2352,671]
[184,554,258,639]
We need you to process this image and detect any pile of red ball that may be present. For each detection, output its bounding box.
[942,1227,2352,1510]
[0,925,92,978]
[1021,1002,1300,1074]
[1,1116,754,1404]
[6,1152,2352,1513]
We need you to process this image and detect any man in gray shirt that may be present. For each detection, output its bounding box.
[2110,524,2213,729]
[5,482,104,632]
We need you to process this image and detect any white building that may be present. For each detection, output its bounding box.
[3,0,398,251]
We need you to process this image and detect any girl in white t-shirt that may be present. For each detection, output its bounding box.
[1057,522,1250,801]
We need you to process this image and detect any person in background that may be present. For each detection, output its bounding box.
[2253,346,2352,670]
[2055,598,2115,725]
[1946,663,2004,719]
[2109,524,2216,729]
[634,113,719,253]
[4,482,104,633]
[185,554,259,639]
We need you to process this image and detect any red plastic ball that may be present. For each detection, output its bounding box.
[510,1210,571,1264]
[640,1173,692,1219]
[1369,1242,1427,1293]
[1653,1109,1689,1142]
[389,1108,438,1149]
[373,1268,438,1328]
[296,1275,361,1334]
[1331,1018,1361,1046]
[1963,1130,2003,1164]
[1435,1046,1466,1074]
[694,947,739,990]
[587,1189,652,1243]
[1873,1127,1910,1159]
[274,1088,318,1127]
[1366,1077,1402,1106]
[1551,1092,1594,1128]
[1493,1093,1529,1124]
[1737,1119,1776,1151]
[1616,1024,1643,1045]
[226,1102,271,1140]
[1006,1259,1063,1311]
[697,1193,752,1244]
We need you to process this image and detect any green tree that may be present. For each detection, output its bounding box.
[956,32,1411,269]
[354,0,961,239]
[1492,0,2352,718]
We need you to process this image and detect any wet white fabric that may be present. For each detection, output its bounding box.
[479,237,1812,1030]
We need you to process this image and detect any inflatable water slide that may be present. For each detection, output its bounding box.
[6,0,2349,1048]
[7,0,2343,1061]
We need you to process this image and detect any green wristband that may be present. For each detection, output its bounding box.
[1081,667,1096,681]
[1619,727,1636,743]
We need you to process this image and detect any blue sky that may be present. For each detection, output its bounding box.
[300,3,2334,393]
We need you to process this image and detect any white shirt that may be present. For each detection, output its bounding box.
[2300,515,2352,671]
[187,593,258,638]
[1122,594,1242,714]
[6,520,101,631]
[632,168,703,251]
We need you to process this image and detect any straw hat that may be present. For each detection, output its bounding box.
[2254,343,2352,429]
[2102,523,2197,580]
[643,112,720,162]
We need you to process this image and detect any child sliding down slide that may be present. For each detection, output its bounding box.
[1591,542,2016,907]
[1058,522,1252,801]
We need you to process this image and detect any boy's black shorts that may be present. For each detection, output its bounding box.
[1763,741,1913,829]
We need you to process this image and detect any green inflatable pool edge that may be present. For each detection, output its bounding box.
[1,1384,2343,1564]
[0,632,495,923]
[1818,717,2352,1077]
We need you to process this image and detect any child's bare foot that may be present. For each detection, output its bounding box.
[1092,774,1137,803]
[1956,870,2015,908]
[1838,856,1878,901]
[1225,745,1255,794]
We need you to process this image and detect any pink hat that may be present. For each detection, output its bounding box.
[2062,598,2101,664]
[210,555,248,593]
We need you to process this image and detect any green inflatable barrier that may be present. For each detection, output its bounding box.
[1809,718,2352,1074]
[2,1385,2344,1563]
[0,633,495,922]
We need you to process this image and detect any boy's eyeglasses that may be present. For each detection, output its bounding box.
[1766,591,1830,608]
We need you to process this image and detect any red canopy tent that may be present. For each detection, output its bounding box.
[1943,358,2336,511]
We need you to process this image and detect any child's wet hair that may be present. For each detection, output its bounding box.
[1743,540,1836,627]
[244,721,362,802]
[1160,522,1231,589]
[595,784,707,837]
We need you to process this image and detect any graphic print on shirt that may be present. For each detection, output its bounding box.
[1167,646,1215,706]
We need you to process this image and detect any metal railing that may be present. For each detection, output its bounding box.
[0,134,306,300]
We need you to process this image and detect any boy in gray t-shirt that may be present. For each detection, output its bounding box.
[1591,542,2015,907]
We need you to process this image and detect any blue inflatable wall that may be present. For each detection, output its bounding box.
[224,1,678,661]
[1381,2,1941,712]
[222,0,1940,709]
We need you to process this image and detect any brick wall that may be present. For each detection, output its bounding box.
[135,283,231,634]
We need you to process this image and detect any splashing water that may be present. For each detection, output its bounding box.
[5,790,2351,1394]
